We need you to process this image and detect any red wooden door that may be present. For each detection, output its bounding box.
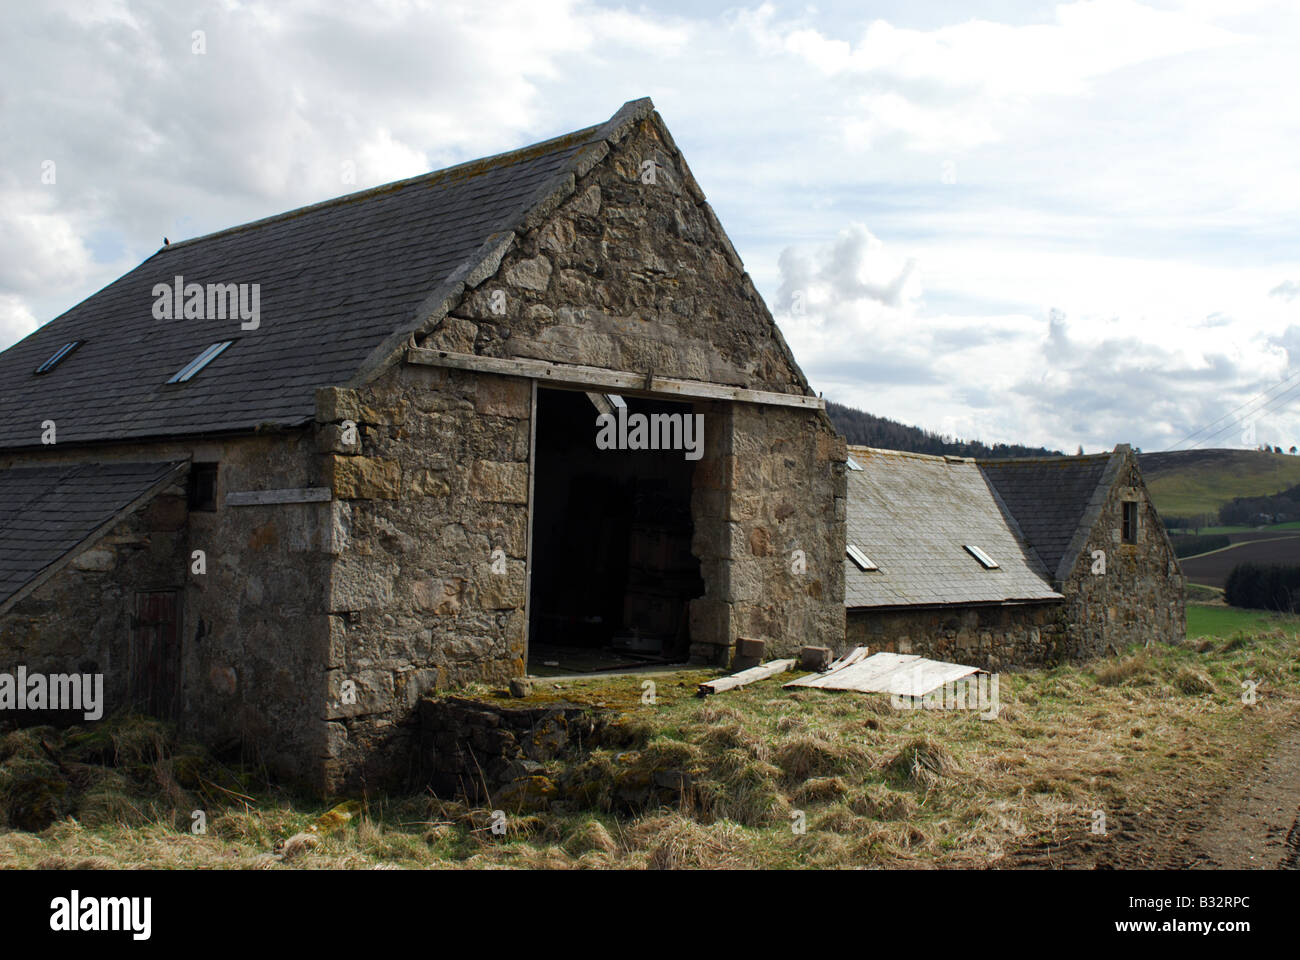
[131,591,181,719]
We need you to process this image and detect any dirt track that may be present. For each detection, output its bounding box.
[1009,716,1300,869]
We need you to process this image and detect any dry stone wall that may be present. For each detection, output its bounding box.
[0,476,188,724]
[314,366,532,790]
[0,434,335,788]
[846,602,1068,671]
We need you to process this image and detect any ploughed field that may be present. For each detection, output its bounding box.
[1180,531,1300,589]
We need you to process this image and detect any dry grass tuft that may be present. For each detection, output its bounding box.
[773,732,871,782]
[793,776,849,805]
[562,818,619,856]
[848,784,917,820]
[633,813,755,869]
[885,736,958,789]
[1173,666,1216,695]
[1096,651,1151,686]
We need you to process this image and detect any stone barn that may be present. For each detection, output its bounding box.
[844,444,1183,668]
[0,98,847,791]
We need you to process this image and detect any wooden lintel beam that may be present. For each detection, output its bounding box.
[404,347,823,411]
[224,487,332,506]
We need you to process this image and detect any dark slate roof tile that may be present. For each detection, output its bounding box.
[0,114,618,449]
[978,454,1112,580]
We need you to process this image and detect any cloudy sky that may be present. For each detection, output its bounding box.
[4,0,1299,453]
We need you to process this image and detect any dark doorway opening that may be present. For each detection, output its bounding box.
[130,590,181,719]
[528,388,703,674]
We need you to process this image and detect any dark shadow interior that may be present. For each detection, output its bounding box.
[527,387,703,674]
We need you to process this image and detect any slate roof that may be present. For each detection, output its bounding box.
[0,460,183,607]
[0,101,651,451]
[978,452,1115,582]
[844,446,1062,609]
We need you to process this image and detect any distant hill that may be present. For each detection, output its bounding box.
[825,402,1300,520]
[825,400,1062,460]
[1138,449,1300,518]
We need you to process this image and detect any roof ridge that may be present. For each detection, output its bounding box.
[160,123,609,254]
[978,452,1114,465]
[847,444,972,464]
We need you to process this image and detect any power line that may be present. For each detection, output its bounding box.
[1180,377,1300,451]
[1166,367,1300,451]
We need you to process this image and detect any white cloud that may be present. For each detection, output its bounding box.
[5,0,1300,455]
[0,295,38,347]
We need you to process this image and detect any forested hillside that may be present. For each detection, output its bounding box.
[826,400,1062,459]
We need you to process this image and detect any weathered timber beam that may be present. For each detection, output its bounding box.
[405,347,824,410]
[224,487,332,506]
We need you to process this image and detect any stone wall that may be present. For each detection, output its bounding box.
[417,694,689,812]
[692,403,847,665]
[1059,451,1186,657]
[308,106,848,788]
[424,112,809,397]
[314,366,532,791]
[846,602,1068,671]
[0,434,337,789]
[0,474,189,723]
[418,696,604,805]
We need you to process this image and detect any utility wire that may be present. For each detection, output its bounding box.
[1178,377,1300,451]
[1166,368,1300,451]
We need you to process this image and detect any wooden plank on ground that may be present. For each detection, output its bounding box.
[698,659,796,696]
[784,646,868,688]
[800,652,919,690]
[780,647,883,686]
[791,651,981,697]
[784,645,875,688]
[872,659,981,698]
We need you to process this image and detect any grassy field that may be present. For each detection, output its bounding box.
[2,615,1297,870]
[1140,449,1300,517]
[1185,602,1300,638]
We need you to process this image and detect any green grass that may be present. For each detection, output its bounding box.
[1185,602,1300,638]
[1141,449,1300,517]
[5,630,1300,869]
[1185,583,1222,603]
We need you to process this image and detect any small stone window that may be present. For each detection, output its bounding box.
[189,462,219,512]
[1122,500,1138,544]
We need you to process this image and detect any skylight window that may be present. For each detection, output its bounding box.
[847,544,878,571]
[34,340,81,374]
[168,341,232,384]
[846,456,863,471]
[964,545,999,569]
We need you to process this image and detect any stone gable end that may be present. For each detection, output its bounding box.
[1060,449,1185,657]
[422,113,812,397]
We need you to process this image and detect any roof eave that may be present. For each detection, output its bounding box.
[846,595,1064,612]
